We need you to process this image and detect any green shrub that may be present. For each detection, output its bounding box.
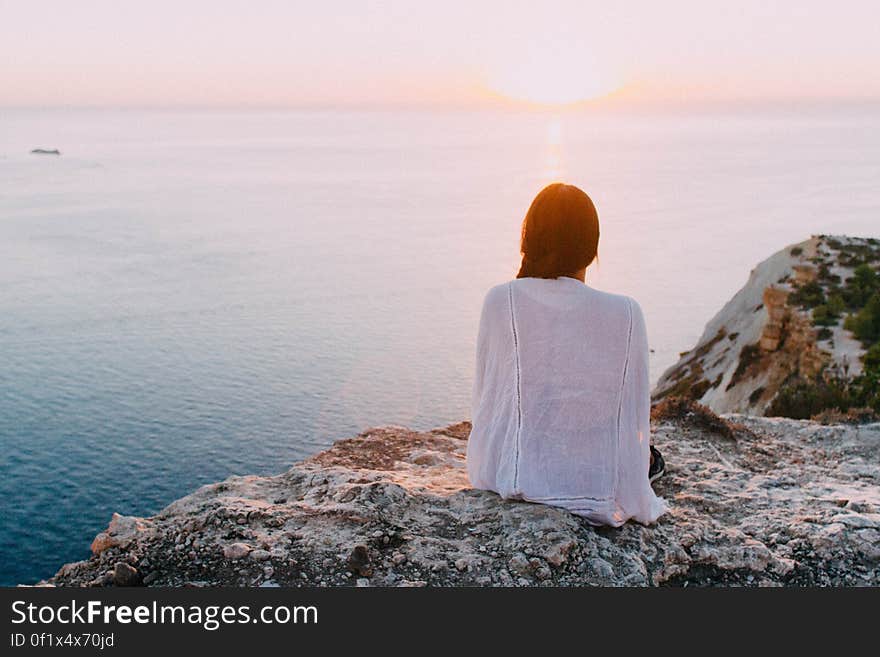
[844,291,880,345]
[789,281,825,309]
[849,372,880,414]
[766,376,854,419]
[864,343,880,370]
[811,293,844,326]
[842,264,879,309]
[818,262,841,284]
[812,304,838,326]
[827,294,845,315]
[769,345,880,420]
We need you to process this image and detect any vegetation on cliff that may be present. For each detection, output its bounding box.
[770,242,880,420]
[653,235,880,421]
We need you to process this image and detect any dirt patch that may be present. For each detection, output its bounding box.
[309,427,462,471]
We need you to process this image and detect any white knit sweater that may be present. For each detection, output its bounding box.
[467,277,668,526]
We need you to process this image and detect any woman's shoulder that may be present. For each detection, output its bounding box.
[592,288,644,318]
[477,282,513,325]
[489,278,643,316]
[584,285,637,306]
[480,281,510,308]
[584,289,643,329]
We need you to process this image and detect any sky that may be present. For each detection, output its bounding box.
[2,0,880,107]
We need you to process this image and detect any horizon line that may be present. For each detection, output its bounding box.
[3,94,880,113]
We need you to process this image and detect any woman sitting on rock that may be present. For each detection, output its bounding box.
[467,183,667,526]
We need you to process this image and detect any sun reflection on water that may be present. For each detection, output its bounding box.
[542,116,565,182]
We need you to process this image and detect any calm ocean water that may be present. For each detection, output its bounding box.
[1,106,879,584]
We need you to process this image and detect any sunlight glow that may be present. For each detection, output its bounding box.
[489,45,620,106]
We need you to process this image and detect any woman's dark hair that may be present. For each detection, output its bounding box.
[516,183,600,279]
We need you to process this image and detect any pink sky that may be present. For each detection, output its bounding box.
[2,0,879,107]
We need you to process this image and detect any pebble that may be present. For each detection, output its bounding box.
[112,562,141,587]
[347,545,372,576]
[223,543,251,560]
[586,558,615,579]
[508,554,531,576]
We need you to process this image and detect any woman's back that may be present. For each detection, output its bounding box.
[467,276,667,526]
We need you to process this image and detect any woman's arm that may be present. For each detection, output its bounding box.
[616,298,668,524]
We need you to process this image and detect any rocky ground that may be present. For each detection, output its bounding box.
[44,401,879,587]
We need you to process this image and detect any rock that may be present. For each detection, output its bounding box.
[508,554,531,576]
[249,549,271,562]
[87,572,113,587]
[544,539,577,567]
[771,558,796,576]
[535,566,552,581]
[112,563,141,587]
[90,513,153,554]
[829,513,880,529]
[55,561,88,579]
[90,533,114,555]
[347,545,372,577]
[223,543,251,560]
[586,558,615,579]
[46,414,880,588]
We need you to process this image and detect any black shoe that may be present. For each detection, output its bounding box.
[649,446,666,483]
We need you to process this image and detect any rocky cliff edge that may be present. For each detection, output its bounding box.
[45,402,880,587]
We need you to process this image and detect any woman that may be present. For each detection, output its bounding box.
[467,183,667,526]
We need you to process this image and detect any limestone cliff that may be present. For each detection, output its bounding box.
[652,235,877,415]
[45,405,880,587]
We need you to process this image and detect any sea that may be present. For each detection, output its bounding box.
[2,104,879,584]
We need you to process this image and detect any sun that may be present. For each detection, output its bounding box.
[487,46,619,106]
